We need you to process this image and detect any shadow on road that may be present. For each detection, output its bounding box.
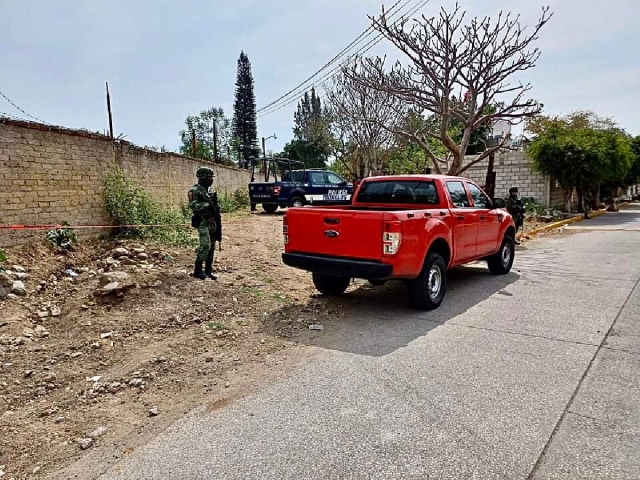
[275,265,520,357]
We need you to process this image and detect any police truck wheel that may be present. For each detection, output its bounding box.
[290,196,305,208]
[312,273,350,296]
[407,252,447,310]
[487,235,515,275]
[262,204,278,214]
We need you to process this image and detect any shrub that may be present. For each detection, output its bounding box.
[218,188,250,213]
[45,222,78,250]
[0,248,6,272]
[103,164,196,247]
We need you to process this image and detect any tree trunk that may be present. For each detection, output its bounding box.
[565,187,573,213]
[576,187,584,213]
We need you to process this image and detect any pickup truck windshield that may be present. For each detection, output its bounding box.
[356,180,439,205]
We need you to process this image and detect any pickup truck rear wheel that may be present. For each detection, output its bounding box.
[487,235,515,275]
[312,273,350,296]
[407,252,447,310]
[262,204,278,214]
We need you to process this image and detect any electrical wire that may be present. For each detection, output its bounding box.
[0,89,51,125]
[256,0,416,115]
[257,0,430,118]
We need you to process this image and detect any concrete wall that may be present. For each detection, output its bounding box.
[0,119,253,246]
[463,150,551,206]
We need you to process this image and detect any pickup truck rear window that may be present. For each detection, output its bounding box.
[356,180,439,205]
[282,171,306,182]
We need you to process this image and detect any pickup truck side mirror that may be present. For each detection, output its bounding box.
[492,197,506,209]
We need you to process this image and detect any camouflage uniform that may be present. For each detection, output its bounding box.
[188,167,222,280]
[505,186,525,244]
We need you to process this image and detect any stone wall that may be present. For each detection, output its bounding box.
[463,150,551,206]
[0,119,254,246]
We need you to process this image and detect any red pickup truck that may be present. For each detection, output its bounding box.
[281,175,516,310]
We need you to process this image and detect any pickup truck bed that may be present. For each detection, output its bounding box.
[282,175,516,310]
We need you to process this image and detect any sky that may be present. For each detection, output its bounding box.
[1,0,639,154]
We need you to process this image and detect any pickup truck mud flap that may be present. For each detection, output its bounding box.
[282,253,392,280]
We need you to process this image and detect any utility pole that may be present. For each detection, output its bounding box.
[484,152,496,198]
[191,129,197,158]
[261,134,277,181]
[212,118,218,163]
[105,82,114,139]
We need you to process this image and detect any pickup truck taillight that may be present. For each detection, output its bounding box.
[383,221,402,255]
[282,215,289,244]
[273,186,281,196]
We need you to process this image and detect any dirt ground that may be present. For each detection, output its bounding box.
[0,211,565,479]
[0,212,335,480]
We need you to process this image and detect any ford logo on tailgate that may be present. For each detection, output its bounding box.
[324,230,339,238]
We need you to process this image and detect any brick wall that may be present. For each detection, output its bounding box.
[463,150,551,206]
[0,119,254,246]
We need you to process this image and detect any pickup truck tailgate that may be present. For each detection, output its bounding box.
[286,208,383,260]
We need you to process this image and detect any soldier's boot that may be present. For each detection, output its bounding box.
[193,261,207,280]
[204,257,218,281]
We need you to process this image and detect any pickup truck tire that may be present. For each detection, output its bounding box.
[262,204,278,214]
[312,273,350,296]
[487,235,515,275]
[407,252,447,310]
[289,196,305,208]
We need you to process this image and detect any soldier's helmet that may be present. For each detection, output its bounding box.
[196,166,215,179]
[509,186,519,194]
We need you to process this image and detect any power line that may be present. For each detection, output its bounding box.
[0,89,51,125]
[256,0,410,115]
[258,0,430,119]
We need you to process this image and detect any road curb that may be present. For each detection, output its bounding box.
[520,201,634,239]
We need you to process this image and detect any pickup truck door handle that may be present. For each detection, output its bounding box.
[479,215,486,221]
[456,215,465,221]
[323,218,340,225]
[440,211,447,216]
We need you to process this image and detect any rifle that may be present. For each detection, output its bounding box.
[208,192,223,251]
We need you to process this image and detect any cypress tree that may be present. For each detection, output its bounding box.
[232,51,258,161]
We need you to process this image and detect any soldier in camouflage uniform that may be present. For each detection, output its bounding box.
[188,167,222,280]
[505,186,525,245]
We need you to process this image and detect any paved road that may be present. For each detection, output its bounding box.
[91,206,640,479]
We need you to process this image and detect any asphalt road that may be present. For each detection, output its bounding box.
[90,205,640,479]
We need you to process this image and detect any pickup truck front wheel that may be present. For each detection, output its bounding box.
[407,252,447,310]
[312,273,350,296]
[487,235,515,275]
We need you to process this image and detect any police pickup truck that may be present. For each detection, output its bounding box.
[249,167,354,214]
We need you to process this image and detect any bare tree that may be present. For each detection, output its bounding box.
[345,3,552,175]
[325,63,406,179]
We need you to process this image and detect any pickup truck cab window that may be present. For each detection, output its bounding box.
[309,171,326,185]
[466,182,491,208]
[356,180,439,205]
[445,181,471,208]
[326,172,346,186]
[282,171,305,182]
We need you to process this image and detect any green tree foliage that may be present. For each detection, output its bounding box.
[527,111,633,211]
[232,51,259,161]
[282,88,332,169]
[384,144,430,175]
[179,107,233,166]
[624,136,640,187]
[281,139,328,169]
